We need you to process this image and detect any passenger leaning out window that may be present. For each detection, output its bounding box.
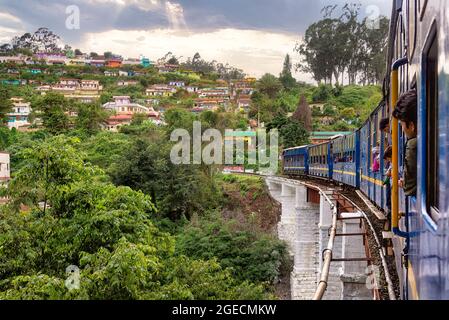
[393,90,418,197]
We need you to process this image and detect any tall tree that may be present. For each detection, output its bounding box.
[279,54,297,90]
[292,95,312,131]
[295,4,389,85]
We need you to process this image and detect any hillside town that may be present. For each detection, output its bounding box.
[0,50,259,132]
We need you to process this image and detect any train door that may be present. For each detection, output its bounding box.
[355,130,361,189]
[328,143,333,180]
[360,123,370,196]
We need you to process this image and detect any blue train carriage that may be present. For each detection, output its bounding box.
[359,101,389,211]
[331,132,360,188]
[282,145,309,176]
[387,0,449,300]
[308,142,332,179]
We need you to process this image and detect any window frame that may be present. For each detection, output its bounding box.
[420,20,440,229]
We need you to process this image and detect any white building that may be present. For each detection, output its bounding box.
[7,98,32,129]
[0,152,10,183]
[103,96,153,114]
[186,86,199,93]
[169,81,185,88]
[145,85,177,97]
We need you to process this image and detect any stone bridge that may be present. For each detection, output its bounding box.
[265,176,373,300]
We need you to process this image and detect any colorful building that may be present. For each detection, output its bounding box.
[7,98,32,130]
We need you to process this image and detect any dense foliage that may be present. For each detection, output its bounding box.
[0,112,288,300]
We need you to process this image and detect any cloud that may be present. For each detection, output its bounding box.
[0,0,392,79]
[165,1,187,30]
[0,12,25,43]
[79,27,313,81]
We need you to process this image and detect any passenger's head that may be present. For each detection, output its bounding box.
[379,118,390,134]
[383,146,392,161]
[393,89,417,138]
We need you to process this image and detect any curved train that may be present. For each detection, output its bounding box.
[282,0,449,300]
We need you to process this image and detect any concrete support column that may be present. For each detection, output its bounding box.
[319,193,334,229]
[291,195,320,300]
[295,186,307,209]
[281,183,292,197]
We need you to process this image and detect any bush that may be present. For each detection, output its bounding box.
[176,213,289,284]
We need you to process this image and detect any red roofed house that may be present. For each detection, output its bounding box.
[103,96,160,131]
[106,58,122,68]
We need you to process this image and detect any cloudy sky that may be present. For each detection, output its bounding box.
[0,0,392,81]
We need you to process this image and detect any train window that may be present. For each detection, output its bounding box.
[407,0,417,60]
[425,30,439,220]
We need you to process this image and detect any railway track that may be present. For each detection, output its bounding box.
[235,172,399,300]
[285,175,400,300]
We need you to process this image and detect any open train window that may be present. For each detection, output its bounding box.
[425,29,440,221]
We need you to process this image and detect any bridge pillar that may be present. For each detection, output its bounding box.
[266,180,278,192]
[295,186,307,209]
[290,185,320,300]
[281,183,293,197]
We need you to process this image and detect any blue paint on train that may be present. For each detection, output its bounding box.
[281,0,449,300]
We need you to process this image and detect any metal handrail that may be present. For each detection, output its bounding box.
[313,190,338,300]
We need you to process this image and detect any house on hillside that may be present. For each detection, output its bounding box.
[104,70,118,77]
[7,98,32,130]
[0,152,10,184]
[117,80,139,87]
[231,78,255,97]
[141,57,153,68]
[49,79,102,102]
[237,96,251,113]
[186,86,199,93]
[169,81,185,88]
[157,63,179,73]
[106,58,122,68]
[122,58,140,66]
[103,96,160,131]
[145,85,177,97]
[193,98,226,111]
[90,59,106,67]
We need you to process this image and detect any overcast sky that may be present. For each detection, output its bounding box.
[0,0,392,81]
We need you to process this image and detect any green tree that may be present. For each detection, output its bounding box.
[0,86,13,124]
[164,108,196,133]
[111,139,220,220]
[31,92,70,134]
[75,103,109,135]
[6,136,93,212]
[280,120,310,148]
[0,136,268,300]
[256,74,283,99]
[279,54,297,90]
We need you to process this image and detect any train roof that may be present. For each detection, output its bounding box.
[283,145,309,151]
